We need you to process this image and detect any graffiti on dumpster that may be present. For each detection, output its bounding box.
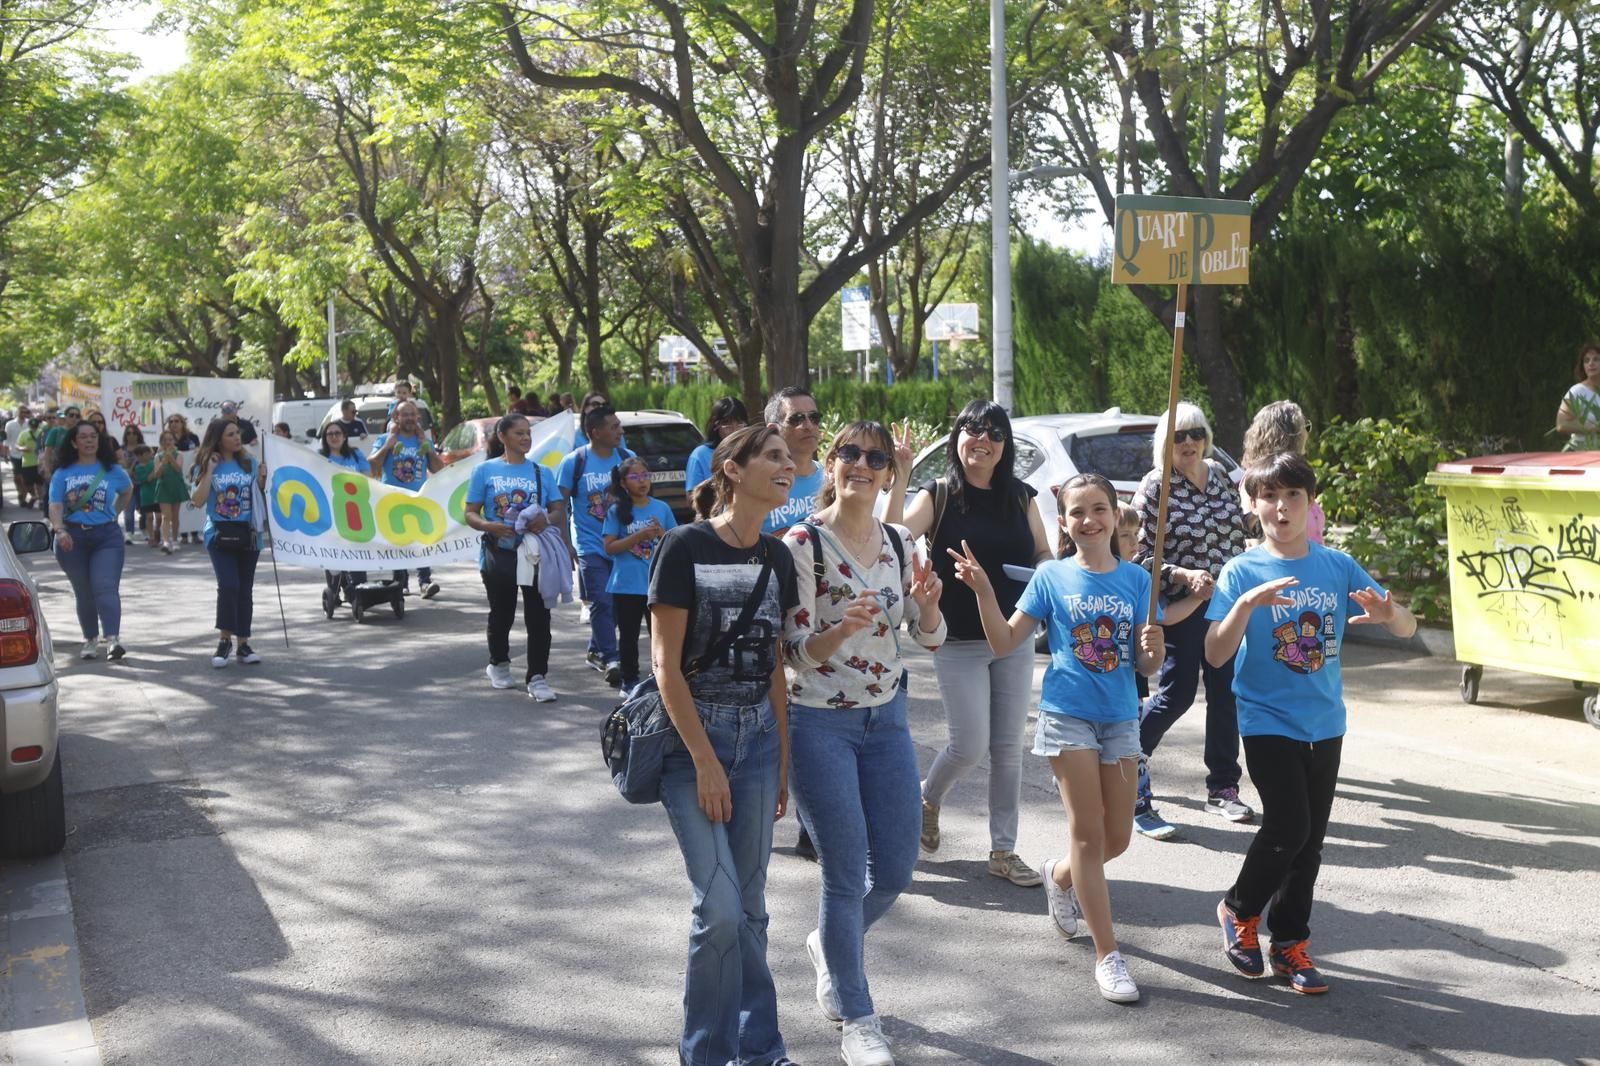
[1555,515,1599,567]
[1481,596,1563,650]
[1454,543,1578,602]
[1449,501,1494,538]
[1500,496,1536,536]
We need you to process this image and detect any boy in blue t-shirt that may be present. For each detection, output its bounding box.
[556,405,632,684]
[1205,452,1416,995]
[369,399,443,598]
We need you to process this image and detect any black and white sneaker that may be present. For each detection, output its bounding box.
[211,639,233,668]
[237,641,262,665]
[586,651,606,675]
[420,582,440,600]
[106,636,126,661]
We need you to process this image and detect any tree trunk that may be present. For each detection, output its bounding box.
[1189,287,1246,454]
[432,306,466,431]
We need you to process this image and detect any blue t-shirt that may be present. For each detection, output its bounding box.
[466,457,562,563]
[1205,543,1384,742]
[685,442,715,491]
[49,462,132,526]
[1016,558,1152,723]
[324,448,367,472]
[602,497,678,595]
[203,458,257,545]
[557,445,631,557]
[763,464,826,535]
[371,432,433,488]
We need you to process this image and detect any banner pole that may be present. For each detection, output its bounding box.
[1147,282,1189,624]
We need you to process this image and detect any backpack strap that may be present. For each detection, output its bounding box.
[884,523,906,575]
[798,521,825,582]
[929,478,950,546]
[570,444,589,493]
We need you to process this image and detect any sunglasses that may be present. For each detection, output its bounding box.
[784,410,823,427]
[623,471,652,482]
[1173,428,1209,444]
[961,423,1006,443]
[835,443,891,471]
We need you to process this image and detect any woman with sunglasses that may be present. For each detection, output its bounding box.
[781,421,944,1065]
[1127,401,1254,840]
[889,399,1053,888]
[685,396,748,494]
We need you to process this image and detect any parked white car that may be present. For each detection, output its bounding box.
[0,520,63,859]
[902,408,1239,553]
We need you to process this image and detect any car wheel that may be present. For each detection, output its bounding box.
[0,751,66,859]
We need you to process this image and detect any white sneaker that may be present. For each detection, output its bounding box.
[579,602,591,625]
[527,675,557,702]
[79,640,98,660]
[804,929,843,1022]
[840,1014,894,1066]
[1040,858,1083,938]
[486,662,515,689]
[1095,950,1140,1003]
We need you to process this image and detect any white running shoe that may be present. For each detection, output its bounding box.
[1040,858,1083,938]
[1095,950,1140,1003]
[804,929,843,1022]
[527,675,557,702]
[486,662,515,689]
[840,1014,895,1066]
[79,640,98,660]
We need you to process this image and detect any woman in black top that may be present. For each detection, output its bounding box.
[649,424,802,1066]
[890,400,1052,887]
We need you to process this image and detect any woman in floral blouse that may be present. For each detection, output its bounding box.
[1130,401,1254,838]
[782,421,945,1066]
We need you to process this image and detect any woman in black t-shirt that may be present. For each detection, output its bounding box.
[647,423,801,1066]
[890,400,1052,888]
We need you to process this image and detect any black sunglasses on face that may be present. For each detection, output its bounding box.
[835,443,891,470]
[1173,427,1209,444]
[961,423,1006,443]
[785,410,823,427]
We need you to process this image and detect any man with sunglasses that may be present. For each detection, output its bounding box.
[762,387,826,536]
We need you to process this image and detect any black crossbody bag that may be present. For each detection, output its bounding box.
[601,541,774,804]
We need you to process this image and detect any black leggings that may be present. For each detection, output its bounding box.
[613,593,649,685]
[482,569,552,682]
[1224,734,1343,943]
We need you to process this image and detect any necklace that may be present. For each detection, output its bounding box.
[828,517,880,562]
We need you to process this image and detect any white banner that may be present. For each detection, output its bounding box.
[262,415,574,570]
[101,372,273,444]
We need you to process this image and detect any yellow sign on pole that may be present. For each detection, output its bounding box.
[1111,194,1251,286]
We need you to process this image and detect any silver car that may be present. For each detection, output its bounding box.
[0,519,63,859]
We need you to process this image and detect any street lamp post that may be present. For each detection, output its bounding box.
[990,0,1012,413]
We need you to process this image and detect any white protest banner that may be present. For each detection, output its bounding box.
[263,414,574,570]
[101,372,273,442]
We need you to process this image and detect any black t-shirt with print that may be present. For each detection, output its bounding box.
[923,478,1038,642]
[649,522,800,707]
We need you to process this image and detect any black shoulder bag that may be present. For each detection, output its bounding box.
[601,539,774,804]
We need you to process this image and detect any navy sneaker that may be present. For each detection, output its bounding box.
[1218,899,1265,978]
[1270,939,1330,994]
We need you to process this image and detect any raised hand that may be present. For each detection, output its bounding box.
[1349,586,1397,625]
[945,539,992,596]
[908,552,943,611]
[1240,575,1299,609]
[837,589,882,636]
[891,420,916,471]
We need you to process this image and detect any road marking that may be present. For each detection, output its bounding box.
[1,855,103,1066]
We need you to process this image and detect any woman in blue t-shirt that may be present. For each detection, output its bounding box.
[950,474,1166,1005]
[684,395,747,493]
[190,418,268,669]
[48,422,134,661]
[318,421,370,594]
[601,455,677,693]
[464,413,567,701]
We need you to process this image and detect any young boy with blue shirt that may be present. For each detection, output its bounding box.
[1205,452,1416,995]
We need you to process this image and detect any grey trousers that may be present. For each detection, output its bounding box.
[921,637,1035,853]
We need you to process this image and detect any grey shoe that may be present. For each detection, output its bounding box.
[988,850,1043,887]
[1206,786,1255,823]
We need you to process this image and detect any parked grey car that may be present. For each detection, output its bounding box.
[0,520,63,859]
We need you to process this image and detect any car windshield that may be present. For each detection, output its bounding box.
[623,424,704,469]
[441,422,477,451]
[1067,430,1156,484]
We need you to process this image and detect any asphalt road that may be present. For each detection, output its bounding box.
[5,540,1599,1065]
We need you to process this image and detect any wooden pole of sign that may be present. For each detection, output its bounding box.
[1147,282,1189,625]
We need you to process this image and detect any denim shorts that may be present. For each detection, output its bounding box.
[1032,711,1141,764]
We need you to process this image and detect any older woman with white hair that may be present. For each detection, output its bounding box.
[1128,401,1254,840]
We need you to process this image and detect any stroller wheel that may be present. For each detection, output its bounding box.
[322,587,337,619]
[392,594,405,619]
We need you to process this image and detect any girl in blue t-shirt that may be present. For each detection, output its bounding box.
[602,456,677,692]
[48,421,134,660]
[950,474,1165,1005]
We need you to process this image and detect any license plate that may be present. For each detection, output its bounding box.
[652,470,686,484]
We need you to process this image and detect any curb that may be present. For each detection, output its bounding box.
[0,855,103,1066]
[1344,622,1455,659]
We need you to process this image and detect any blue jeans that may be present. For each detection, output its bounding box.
[659,699,784,1066]
[579,553,618,661]
[207,544,260,638]
[123,494,139,534]
[54,523,124,639]
[390,566,432,588]
[789,684,920,1021]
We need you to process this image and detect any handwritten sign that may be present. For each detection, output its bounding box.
[1111,195,1251,286]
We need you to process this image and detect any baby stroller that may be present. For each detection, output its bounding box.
[322,570,406,623]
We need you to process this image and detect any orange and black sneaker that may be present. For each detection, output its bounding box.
[1269,939,1329,994]
[1217,899,1265,977]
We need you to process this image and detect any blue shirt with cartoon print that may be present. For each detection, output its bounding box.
[466,457,562,562]
[1016,557,1152,723]
[371,432,432,489]
[203,458,257,547]
[1205,542,1384,742]
[49,462,132,526]
[602,497,678,595]
[556,445,631,557]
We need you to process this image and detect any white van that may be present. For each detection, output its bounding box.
[273,399,338,443]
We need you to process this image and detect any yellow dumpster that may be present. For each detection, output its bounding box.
[1426,451,1600,728]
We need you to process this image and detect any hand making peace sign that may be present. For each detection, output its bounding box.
[946,539,993,598]
[908,551,943,612]
[890,421,916,473]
